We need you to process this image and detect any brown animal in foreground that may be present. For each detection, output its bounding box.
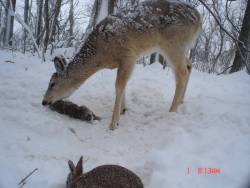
[49,100,101,121]
[42,0,202,130]
[66,157,144,188]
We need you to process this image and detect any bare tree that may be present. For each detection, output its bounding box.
[108,0,117,14]
[50,0,62,44]
[23,0,29,52]
[8,0,15,46]
[0,5,1,21]
[43,0,49,53]
[95,0,109,25]
[230,0,250,73]
[68,0,74,47]
[0,0,41,56]
[3,0,9,45]
[36,0,43,46]
[0,4,4,45]
[2,0,9,45]
[190,0,248,74]
[91,0,101,28]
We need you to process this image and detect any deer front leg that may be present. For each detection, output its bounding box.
[110,89,125,130]
[120,92,127,115]
[110,64,134,130]
[169,64,189,112]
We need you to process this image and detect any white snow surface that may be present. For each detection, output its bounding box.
[0,50,250,188]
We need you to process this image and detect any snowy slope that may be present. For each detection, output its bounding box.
[0,50,249,188]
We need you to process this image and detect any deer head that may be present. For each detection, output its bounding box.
[42,56,78,106]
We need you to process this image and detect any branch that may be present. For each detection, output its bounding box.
[18,168,38,188]
[217,65,233,75]
[197,0,250,53]
[226,0,240,33]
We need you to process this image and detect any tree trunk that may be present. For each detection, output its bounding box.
[8,0,15,46]
[3,0,16,46]
[108,0,117,14]
[49,0,62,43]
[3,0,9,45]
[68,0,74,47]
[23,0,29,53]
[43,0,49,52]
[230,0,250,73]
[0,5,4,45]
[0,6,2,28]
[91,0,101,28]
[96,0,109,24]
[28,0,33,23]
[36,0,43,47]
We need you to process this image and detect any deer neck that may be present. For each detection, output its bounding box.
[66,58,101,88]
[66,31,102,87]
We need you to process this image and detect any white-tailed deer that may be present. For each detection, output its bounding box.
[42,0,201,130]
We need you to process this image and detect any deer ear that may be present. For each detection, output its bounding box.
[68,160,75,173]
[75,156,83,176]
[53,56,67,75]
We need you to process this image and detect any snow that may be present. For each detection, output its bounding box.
[0,50,250,188]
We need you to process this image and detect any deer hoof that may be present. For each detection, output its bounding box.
[109,122,119,130]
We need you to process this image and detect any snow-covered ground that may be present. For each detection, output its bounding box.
[0,50,249,188]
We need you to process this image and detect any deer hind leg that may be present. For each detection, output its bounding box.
[180,58,192,104]
[167,52,189,112]
[110,63,135,130]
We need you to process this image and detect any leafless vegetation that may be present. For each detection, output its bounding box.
[0,0,249,74]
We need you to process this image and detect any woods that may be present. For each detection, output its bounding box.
[0,0,249,74]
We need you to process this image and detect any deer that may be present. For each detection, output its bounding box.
[42,0,202,130]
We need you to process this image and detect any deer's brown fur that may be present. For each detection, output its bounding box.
[42,0,202,130]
